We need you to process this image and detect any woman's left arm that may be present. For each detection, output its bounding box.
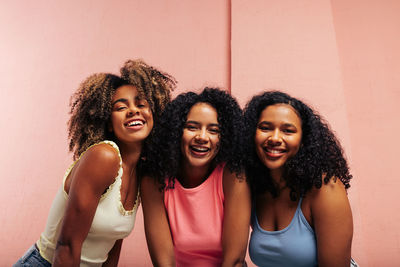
[102,239,122,267]
[222,168,251,267]
[311,178,353,267]
[102,239,123,267]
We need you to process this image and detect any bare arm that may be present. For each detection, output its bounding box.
[102,239,123,267]
[222,168,251,267]
[311,178,353,267]
[141,176,175,267]
[53,144,120,267]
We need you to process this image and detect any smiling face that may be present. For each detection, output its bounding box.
[181,102,221,170]
[254,104,302,175]
[110,85,153,145]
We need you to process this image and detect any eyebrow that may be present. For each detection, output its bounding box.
[258,121,297,128]
[186,120,220,127]
[282,123,297,128]
[112,98,128,106]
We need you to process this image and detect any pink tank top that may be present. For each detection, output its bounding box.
[164,163,225,267]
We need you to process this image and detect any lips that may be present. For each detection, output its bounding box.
[190,145,210,156]
[263,146,286,158]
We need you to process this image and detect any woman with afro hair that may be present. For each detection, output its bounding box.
[141,88,251,267]
[244,91,354,267]
[14,59,176,267]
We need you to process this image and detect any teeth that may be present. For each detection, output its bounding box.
[269,150,281,154]
[127,121,143,127]
[191,146,209,152]
[265,148,284,154]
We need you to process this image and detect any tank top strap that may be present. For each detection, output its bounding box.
[62,140,123,199]
[293,197,304,220]
[297,197,303,209]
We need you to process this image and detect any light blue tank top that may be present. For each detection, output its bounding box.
[249,198,317,267]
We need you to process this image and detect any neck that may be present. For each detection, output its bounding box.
[179,162,214,188]
[116,140,142,169]
[270,168,286,190]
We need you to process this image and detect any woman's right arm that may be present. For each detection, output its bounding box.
[53,144,120,267]
[141,176,175,267]
[311,178,353,267]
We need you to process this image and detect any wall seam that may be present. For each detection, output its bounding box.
[228,0,232,93]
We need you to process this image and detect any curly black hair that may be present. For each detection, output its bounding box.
[146,88,244,190]
[68,59,176,160]
[243,91,352,200]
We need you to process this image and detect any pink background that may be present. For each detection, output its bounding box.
[1,0,399,266]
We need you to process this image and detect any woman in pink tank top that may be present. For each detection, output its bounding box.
[141,88,251,267]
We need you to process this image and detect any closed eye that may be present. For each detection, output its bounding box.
[281,124,297,133]
[184,124,198,131]
[206,121,221,134]
[114,105,127,111]
[112,98,129,111]
[282,128,296,133]
[208,128,220,134]
[136,100,148,108]
[258,124,272,131]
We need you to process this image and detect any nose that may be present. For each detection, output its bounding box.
[127,105,139,117]
[195,128,208,143]
[268,129,282,145]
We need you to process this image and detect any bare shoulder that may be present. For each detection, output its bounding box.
[81,142,119,170]
[71,143,120,189]
[309,176,351,217]
[222,166,249,198]
[223,166,247,188]
[82,142,120,162]
[141,175,162,193]
[310,177,347,199]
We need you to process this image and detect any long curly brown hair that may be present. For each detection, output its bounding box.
[68,59,176,160]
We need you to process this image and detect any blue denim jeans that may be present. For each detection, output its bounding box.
[13,244,51,267]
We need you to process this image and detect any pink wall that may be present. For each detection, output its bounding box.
[231,0,400,266]
[332,1,400,266]
[1,0,399,266]
[0,1,230,266]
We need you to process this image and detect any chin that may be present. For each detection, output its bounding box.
[186,157,213,168]
[189,161,210,168]
[264,162,284,170]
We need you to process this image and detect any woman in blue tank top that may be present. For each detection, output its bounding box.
[243,91,354,267]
